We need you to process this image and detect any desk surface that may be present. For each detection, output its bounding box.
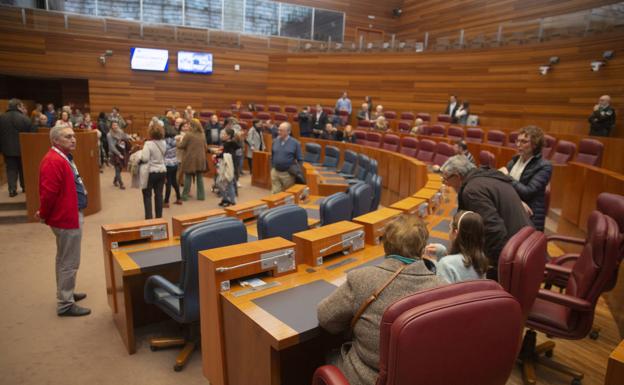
[112,239,181,276]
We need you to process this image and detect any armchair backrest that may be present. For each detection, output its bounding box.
[479,150,496,168]
[377,280,523,385]
[466,127,484,143]
[415,139,436,162]
[400,112,415,120]
[399,137,419,157]
[575,138,604,166]
[447,126,465,140]
[487,130,506,146]
[498,226,547,321]
[597,192,624,291]
[323,145,340,168]
[437,113,452,123]
[320,192,353,225]
[258,204,308,241]
[356,154,370,181]
[304,143,322,163]
[541,135,556,158]
[550,140,576,165]
[180,217,247,322]
[365,159,378,184]
[354,130,368,145]
[382,134,400,152]
[416,112,431,122]
[366,132,382,148]
[339,150,358,174]
[429,124,446,137]
[432,142,455,166]
[349,182,374,217]
[370,175,382,211]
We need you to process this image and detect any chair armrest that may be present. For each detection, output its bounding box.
[312,365,350,385]
[544,263,573,276]
[547,234,585,246]
[145,275,184,298]
[549,254,580,266]
[536,289,593,312]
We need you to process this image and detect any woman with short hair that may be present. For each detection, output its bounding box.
[317,215,445,385]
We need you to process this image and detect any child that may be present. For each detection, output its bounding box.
[426,210,489,283]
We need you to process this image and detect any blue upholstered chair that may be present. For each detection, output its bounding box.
[322,145,340,169]
[370,174,382,211]
[320,192,353,225]
[355,154,370,181]
[144,217,247,371]
[304,143,322,164]
[349,182,375,217]
[365,159,378,184]
[257,204,308,241]
[338,150,358,177]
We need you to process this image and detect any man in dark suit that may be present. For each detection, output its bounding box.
[311,103,328,138]
[444,95,459,123]
[0,98,33,197]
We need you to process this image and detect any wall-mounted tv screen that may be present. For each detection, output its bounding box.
[130,47,169,72]
[178,51,213,74]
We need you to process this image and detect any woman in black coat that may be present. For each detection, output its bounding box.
[500,125,552,231]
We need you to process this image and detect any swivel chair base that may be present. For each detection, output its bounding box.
[149,337,197,372]
[519,330,583,385]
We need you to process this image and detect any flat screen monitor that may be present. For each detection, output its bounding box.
[177,51,213,74]
[130,47,169,72]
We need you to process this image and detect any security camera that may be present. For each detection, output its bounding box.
[99,56,106,65]
[603,50,614,60]
[539,65,550,75]
[549,56,560,65]
[591,61,604,72]
[392,8,403,17]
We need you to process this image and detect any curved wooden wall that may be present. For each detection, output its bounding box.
[267,33,624,138]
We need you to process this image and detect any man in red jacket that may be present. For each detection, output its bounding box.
[36,126,91,317]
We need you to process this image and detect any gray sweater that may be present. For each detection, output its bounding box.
[317,258,445,385]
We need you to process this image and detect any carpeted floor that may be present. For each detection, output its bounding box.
[0,166,266,385]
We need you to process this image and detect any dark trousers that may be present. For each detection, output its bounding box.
[142,172,166,219]
[164,165,181,203]
[4,156,24,193]
[246,157,253,175]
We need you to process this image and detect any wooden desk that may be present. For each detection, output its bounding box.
[111,239,181,354]
[285,184,310,203]
[606,339,624,385]
[171,209,227,238]
[390,197,428,216]
[226,200,270,221]
[293,221,365,266]
[101,219,169,312]
[252,151,271,189]
[261,192,296,208]
[352,207,403,245]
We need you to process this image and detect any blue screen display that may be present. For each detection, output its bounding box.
[177,51,213,74]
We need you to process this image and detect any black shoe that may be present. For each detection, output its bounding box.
[58,304,91,317]
[73,293,87,302]
[218,200,227,207]
[9,191,17,197]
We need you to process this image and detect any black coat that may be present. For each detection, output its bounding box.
[311,112,328,132]
[506,154,552,231]
[588,106,616,136]
[0,107,33,157]
[298,111,312,136]
[458,168,532,266]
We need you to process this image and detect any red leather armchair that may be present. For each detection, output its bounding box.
[366,132,383,148]
[575,138,604,166]
[312,280,524,385]
[432,142,455,166]
[428,124,446,137]
[479,150,496,168]
[541,134,556,159]
[437,113,452,123]
[416,112,431,122]
[447,126,465,140]
[399,112,415,121]
[550,140,577,165]
[415,139,436,163]
[486,130,506,146]
[382,134,400,152]
[399,137,419,157]
[268,104,281,112]
[465,127,484,143]
[520,210,621,385]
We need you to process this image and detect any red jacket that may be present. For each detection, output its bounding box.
[39,147,79,229]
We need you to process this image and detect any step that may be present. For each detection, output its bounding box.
[0,209,29,224]
[0,201,27,211]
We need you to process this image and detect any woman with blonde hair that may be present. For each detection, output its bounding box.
[177,119,207,200]
[140,117,167,219]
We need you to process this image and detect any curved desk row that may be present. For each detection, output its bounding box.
[252,137,429,207]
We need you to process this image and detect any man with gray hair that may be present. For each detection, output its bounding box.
[0,98,33,197]
[270,122,302,193]
[36,126,90,317]
[441,155,531,279]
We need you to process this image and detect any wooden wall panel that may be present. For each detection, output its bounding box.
[267,33,624,139]
[397,0,621,40]
[0,28,269,131]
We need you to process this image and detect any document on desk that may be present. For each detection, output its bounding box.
[252,280,337,334]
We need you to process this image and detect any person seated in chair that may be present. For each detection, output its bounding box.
[317,215,445,385]
[426,210,489,283]
[342,125,356,143]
